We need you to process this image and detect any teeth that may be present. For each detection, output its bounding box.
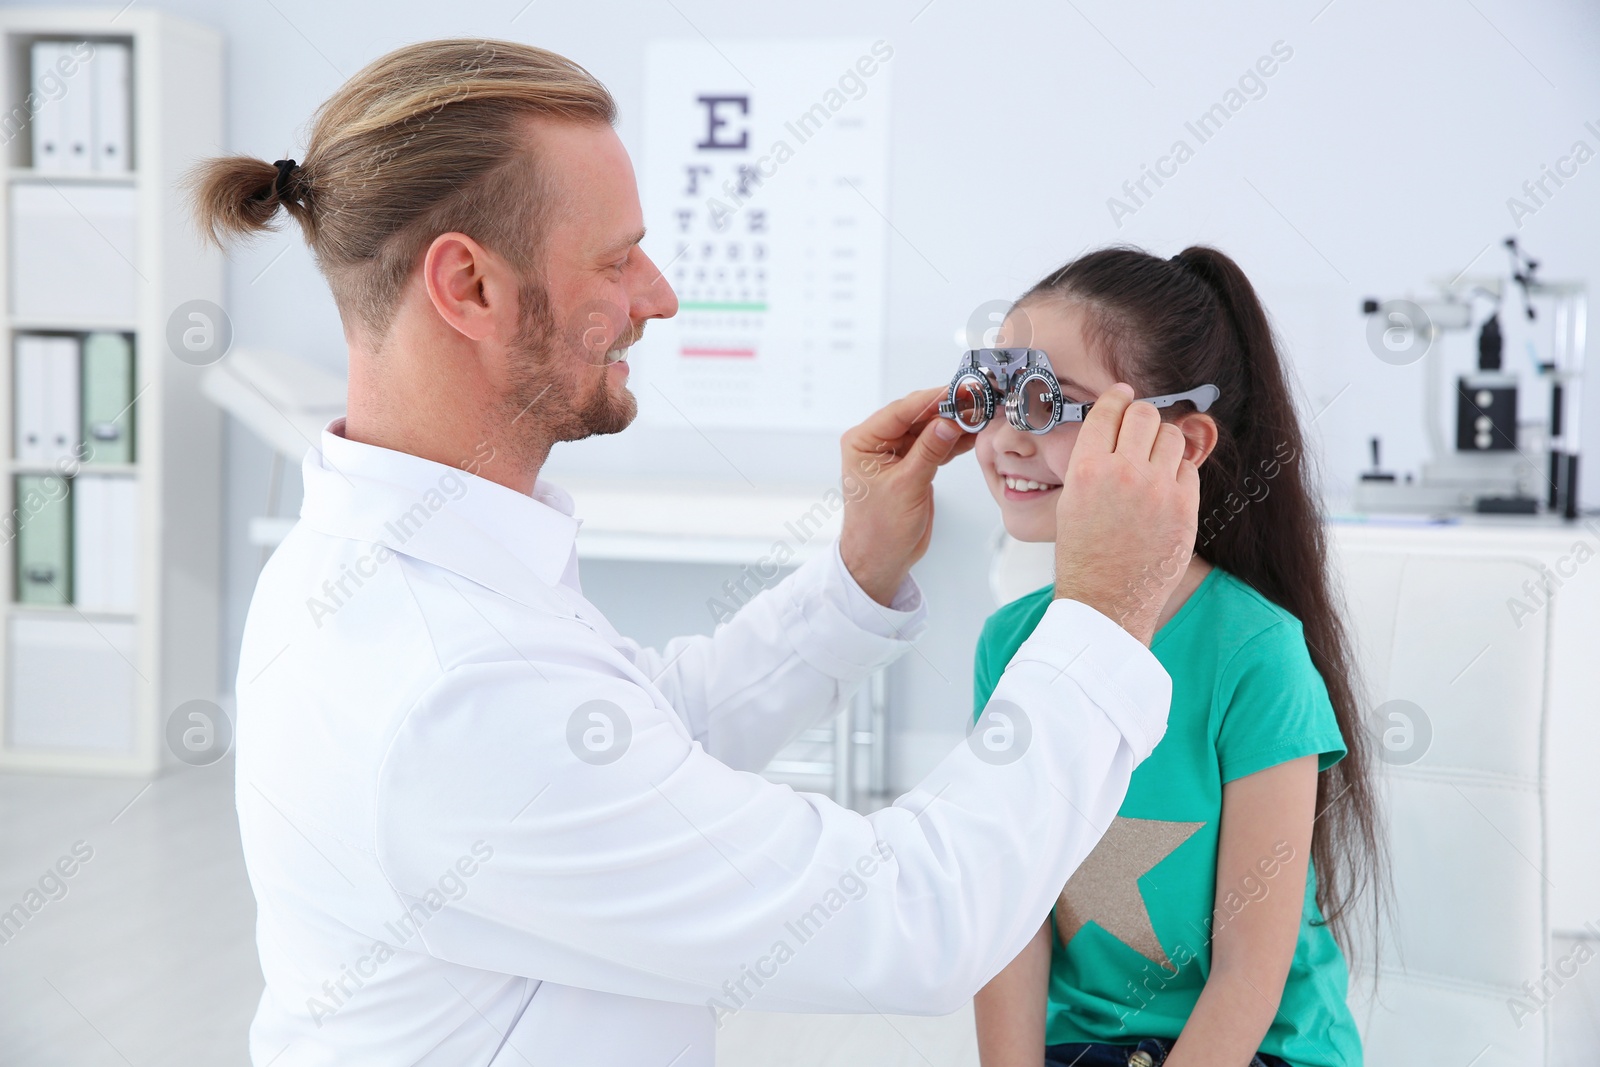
[604,348,629,365]
[1004,476,1061,493]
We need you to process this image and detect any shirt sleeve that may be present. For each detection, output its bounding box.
[613,537,928,772]
[372,595,1171,1018]
[1213,620,1348,784]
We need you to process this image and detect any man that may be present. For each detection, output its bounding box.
[201,38,1199,1066]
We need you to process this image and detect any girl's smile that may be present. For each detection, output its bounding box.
[975,306,1103,543]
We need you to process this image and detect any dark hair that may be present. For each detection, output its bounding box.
[1015,245,1385,957]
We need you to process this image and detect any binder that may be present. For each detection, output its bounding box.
[42,335,81,466]
[12,335,47,463]
[7,615,138,752]
[91,43,132,173]
[72,473,137,613]
[10,183,138,323]
[14,335,82,466]
[15,474,71,605]
[81,333,134,463]
[60,41,93,175]
[29,42,65,172]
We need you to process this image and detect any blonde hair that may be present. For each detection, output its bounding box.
[188,39,617,338]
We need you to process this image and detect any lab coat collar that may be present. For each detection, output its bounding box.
[299,418,583,606]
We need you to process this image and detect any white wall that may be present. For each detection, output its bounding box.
[30,0,1599,788]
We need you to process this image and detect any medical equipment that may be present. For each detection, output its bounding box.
[936,347,1221,434]
[1355,239,1586,518]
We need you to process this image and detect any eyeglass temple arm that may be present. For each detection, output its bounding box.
[1072,383,1220,421]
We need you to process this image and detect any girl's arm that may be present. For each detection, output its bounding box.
[973,918,1052,1067]
[1164,755,1319,1067]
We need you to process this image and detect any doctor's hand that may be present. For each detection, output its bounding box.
[838,387,975,607]
[1053,384,1200,646]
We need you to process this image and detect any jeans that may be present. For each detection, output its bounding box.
[1043,1036,1291,1067]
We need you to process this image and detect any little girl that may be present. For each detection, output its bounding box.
[969,246,1382,1067]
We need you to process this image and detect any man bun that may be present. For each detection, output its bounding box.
[187,154,311,245]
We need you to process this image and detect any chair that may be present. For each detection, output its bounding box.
[1331,538,1551,1066]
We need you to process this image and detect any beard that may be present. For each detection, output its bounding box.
[501,279,641,453]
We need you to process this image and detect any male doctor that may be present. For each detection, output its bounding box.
[217,39,1199,1066]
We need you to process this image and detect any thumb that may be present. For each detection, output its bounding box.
[907,416,966,472]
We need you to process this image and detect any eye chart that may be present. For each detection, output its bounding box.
[631,39,893,432]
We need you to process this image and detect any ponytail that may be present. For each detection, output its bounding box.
[187,155,313,247]
[1015,245,1387,960]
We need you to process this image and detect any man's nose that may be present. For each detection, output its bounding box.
[633,250,679,321]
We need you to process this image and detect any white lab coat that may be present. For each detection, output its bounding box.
[234,419,1170,1066]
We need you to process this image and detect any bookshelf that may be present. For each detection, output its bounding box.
[0,8,222,775]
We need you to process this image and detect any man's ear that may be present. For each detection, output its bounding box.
[422,232,520,343]
[1174,412,1219,467]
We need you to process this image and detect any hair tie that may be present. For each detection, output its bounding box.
[270,158,300,201]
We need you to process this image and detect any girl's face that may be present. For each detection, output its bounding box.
[975,301,1118,543]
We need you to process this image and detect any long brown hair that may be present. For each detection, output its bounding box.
[186,39,616,341]
[1015,245,1385,956]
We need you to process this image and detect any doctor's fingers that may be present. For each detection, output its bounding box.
[843,387,945,456]
[893,414,974,482]
[1149,421,1186,474]
[1071,383,1136,458]
[1112,401,1163,461]
[847,420,968,506]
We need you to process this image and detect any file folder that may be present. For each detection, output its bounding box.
[29,42,65,172]
[91,42,132,173]
[81,332,134,463]
[72,473,136,612]
[43,335,81,465]
[14,474,71,605]
[12,335,47,463]
[60,42,93,175]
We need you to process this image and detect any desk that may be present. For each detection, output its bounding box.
[249,479,844,563]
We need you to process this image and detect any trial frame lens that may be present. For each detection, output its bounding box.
[938,347,1220,435]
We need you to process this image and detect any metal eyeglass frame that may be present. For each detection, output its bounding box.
[936,348,1221,435]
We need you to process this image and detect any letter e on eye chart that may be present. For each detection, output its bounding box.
[631,39,892,432]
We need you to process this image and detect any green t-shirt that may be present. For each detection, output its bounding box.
[973,567,1361,1067]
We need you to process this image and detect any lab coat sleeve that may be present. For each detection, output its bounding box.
[372,595,1169,1017]
[608,537,928,771]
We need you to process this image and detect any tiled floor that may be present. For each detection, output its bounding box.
[1,760,1596,1066]
[0,760,260,1066]
[720,1006,977,1067]
[0,759,977,1067]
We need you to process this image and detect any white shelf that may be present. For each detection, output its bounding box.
[0,8,223,776]
[7,167,135,186]
[9,319,138,333]
[9,460,136,474]
[6,602,136,621]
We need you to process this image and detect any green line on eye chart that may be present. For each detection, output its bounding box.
[679,301,768,312]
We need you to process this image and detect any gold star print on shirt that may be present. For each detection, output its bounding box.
[1055,815,1205,972]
